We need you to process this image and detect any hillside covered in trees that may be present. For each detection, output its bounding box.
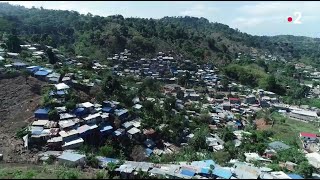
[1,2,320,66]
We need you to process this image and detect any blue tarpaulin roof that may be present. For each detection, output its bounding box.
[26,66,40,72]
[34,108,49,115]
[34,70,49,76]
[287,174,303,179]
[200,168,210,174]
[180,169,195,177]
[213,167,232,179]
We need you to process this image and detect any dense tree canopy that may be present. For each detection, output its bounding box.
[1,3,320,65]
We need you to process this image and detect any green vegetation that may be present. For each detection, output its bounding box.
[224,63,268,88]
[15,126,29,138]
[0,165,92,179]
[269,112,319,146]
[1,3,320,66]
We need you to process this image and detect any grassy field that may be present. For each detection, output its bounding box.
[0,164,104,179]
[267,112,319,146]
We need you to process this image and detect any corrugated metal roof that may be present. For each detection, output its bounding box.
[127,127,140,135]
[58,151,85,162]
[77,124,91,134]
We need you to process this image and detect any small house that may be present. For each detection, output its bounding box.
[74,107,89,117]
[62,137,84,150]
[54,83,70,91]
[115,109,129,122]
[78,102,95,113]
[113,128,125,137]
[300,132,318,142]
[12,62,27,69]
[59,130,79,143]
[102,107,114,113]
[229,98,241,105]
[222,102,231,111]
[34,70,50,80]
[100,125,113,136]
[34,108,49,119]
[57,151,86,167]
[47,136,63,150]
[245,95,257,104]
[77,124,91,138]
[127,127,141,139]
[83,113,101,124]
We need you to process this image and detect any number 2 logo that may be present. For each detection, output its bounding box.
[293,12,302,24]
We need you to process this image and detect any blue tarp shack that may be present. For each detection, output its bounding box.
[100,125,113,135]
[213,167,233,179]
[287,174,303,179]
[180,169,196,177]
[145,148,153,157]
[102,107,114,113]
[34,70,49,77]
[26,66,40,73]
[74,107,89,117]
[34,108,49,119]
[115,109,129,121]
[144,139,156,149]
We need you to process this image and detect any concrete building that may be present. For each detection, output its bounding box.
[289,109,319,122]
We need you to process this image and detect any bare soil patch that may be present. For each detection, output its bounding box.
[255,118,271,130]
[0,76,46,163]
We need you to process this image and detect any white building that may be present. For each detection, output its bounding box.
[306,152,320,168]
[288,109,319,122]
